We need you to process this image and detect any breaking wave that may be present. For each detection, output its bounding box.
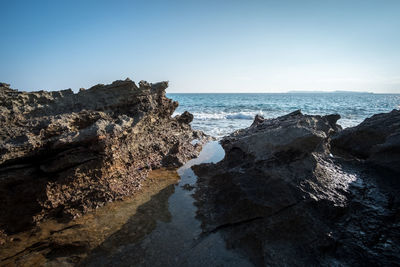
[174,111,262,121]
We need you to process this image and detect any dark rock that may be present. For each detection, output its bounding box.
[176,111,194,124]
[0,82,10,88]
[193,110,399,266]
[181,183,195,191]
[331,109,400,173]
[250,114,265,127]
[0,79,208,237]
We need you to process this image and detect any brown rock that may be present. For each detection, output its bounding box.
[0,79,208,235]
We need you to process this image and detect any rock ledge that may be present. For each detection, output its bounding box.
[193,110,399,266]
[0,79,207,237]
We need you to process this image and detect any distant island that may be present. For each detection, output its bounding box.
[286,90,373,94]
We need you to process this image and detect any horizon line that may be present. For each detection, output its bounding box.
[166,91,400,94]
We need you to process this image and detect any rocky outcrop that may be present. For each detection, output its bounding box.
[193,110,399,266]
[0,79,207,238]
[331,109,400,173]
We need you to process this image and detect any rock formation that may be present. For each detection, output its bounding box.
[331,109,400,174]
[0,79,207,238]
[193,110,399,266]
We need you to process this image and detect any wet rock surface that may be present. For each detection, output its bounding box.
[0,142,252,266]
[0,79,207,239]
[0,168,182,266]
[193,110,400,266]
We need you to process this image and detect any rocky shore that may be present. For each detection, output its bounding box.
[0,79,207,240]
[1,80,398,266]
[193,110,400,266]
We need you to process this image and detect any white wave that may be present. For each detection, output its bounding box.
[193,113,226,120]
[226,113,254,120]
[192,111,264,121]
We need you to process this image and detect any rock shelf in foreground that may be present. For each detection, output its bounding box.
[0,79,207,238]
[193,110,399,266]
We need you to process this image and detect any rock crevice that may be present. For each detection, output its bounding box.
[193,110,399,266]
[0,79,207,237]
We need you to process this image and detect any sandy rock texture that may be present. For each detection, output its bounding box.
[193,110,399,266]
[0,79,207,238]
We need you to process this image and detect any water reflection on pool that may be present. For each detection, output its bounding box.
[1,141,253,267]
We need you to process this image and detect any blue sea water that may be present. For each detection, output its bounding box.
[168,93,400,138]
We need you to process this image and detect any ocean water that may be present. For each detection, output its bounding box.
[168,93,400,138]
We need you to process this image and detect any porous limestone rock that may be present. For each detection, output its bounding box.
[0,79,207,237]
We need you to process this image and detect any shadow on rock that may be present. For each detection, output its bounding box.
[192,110,400,266]
[0,79,207,239]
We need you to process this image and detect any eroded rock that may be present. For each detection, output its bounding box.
[193,110,399,266]
[0,79,207,237]
[331,109,400,173]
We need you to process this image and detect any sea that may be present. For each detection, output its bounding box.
[168,93,400,138]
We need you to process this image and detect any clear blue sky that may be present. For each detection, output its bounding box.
[1,0,399,93]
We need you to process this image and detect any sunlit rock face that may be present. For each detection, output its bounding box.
[193,110,399,266]
[0,79,207,237]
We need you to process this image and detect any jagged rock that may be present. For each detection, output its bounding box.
[250,114,264,127]
[193,110,399,266]
[0,79,208,237]
[331,109,400,173]
[176,111,194,124]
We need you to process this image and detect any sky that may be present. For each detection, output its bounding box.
[1,0,399,93]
